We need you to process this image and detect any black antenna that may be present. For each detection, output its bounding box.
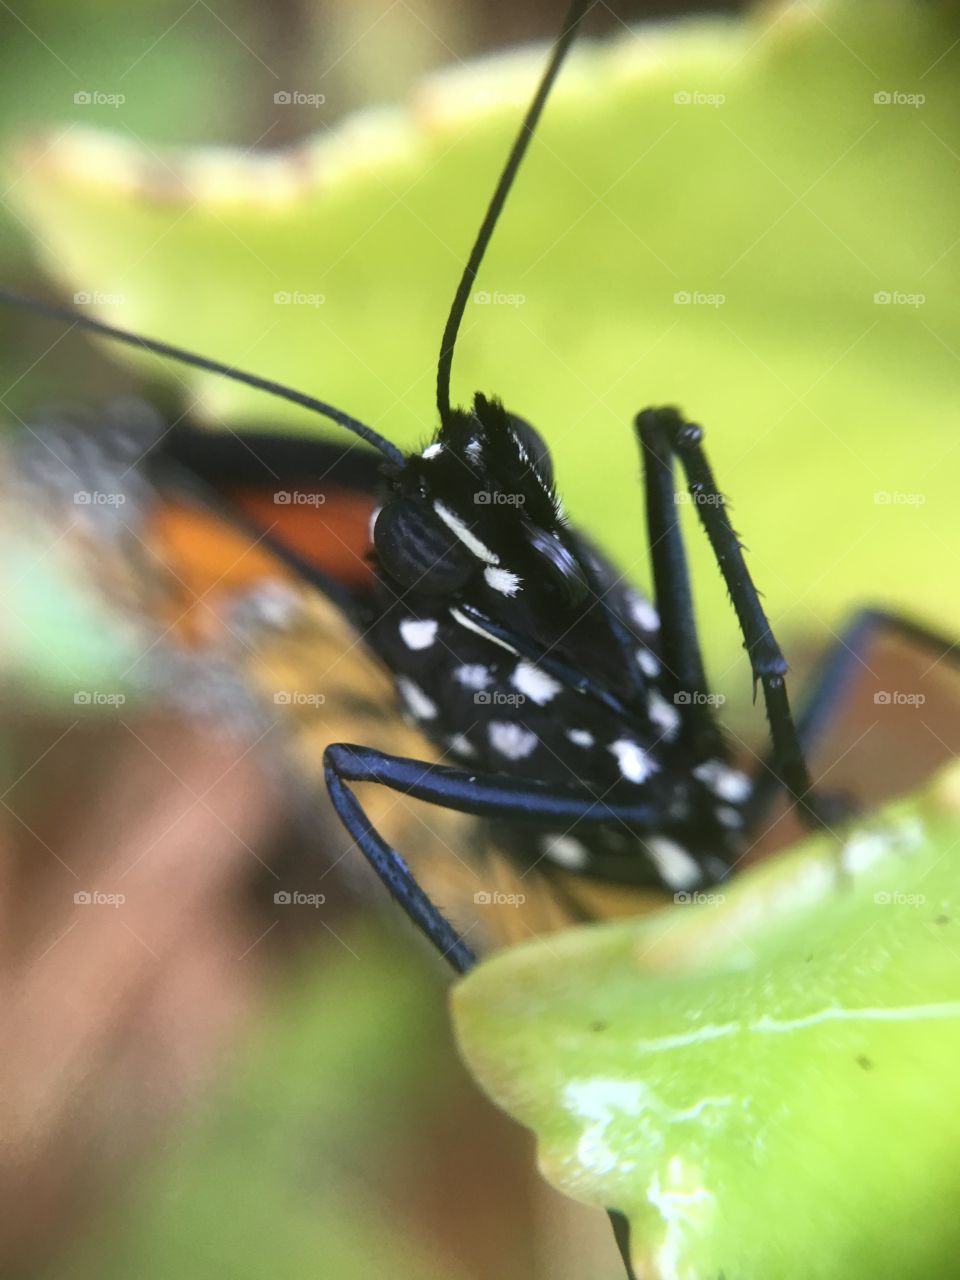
[436,0,592,426]
[0,287,404,466]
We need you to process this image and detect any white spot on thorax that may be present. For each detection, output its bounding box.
[433,499,498,564]
[399,617,438,650]
[609,738,657,783]
[396,677,437,721]
[543,834,589,870]
[511,660,561,705]
[484,565,522,596]
[628,593,660,631]
[693,759,751,802]
[466,438,483,459]
[488,721,537,760]
[646,836,702,889]
[421,441,443,459]
[566,728,595,748]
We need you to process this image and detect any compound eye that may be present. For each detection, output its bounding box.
[507,414,554,488]
[525,525,589,608]
[374,498,474,594]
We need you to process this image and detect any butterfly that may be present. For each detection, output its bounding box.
[6,3,960,1275]
[4,0,959,977]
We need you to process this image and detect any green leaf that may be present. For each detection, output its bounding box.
[8,0,960,678]
[453,762,960,1279]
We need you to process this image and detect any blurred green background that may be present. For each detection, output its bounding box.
[1,1,959,1278]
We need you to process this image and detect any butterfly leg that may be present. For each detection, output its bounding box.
[639,409,820,824]
[743,606,960,831]
[635,408,728,757]
[324,742,667,970]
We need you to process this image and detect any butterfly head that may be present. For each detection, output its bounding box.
[373,393,588,610]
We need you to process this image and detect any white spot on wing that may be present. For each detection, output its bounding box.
[488,721,537,760]
[609,738,657,783]
[649,691,681,740]
[447,732,476,758]
[646,836,702,889]
[433,499,498,564]
[396,677,437,721]
[566,728,594,748]
[715,804,743,828]
[421,441,443,459]
[399,617,438,651]
[484,565,522,596]
[544,834,590,870]
[636,647,660,678]
[454,663,491,690]
[694,759,751,802]
[511,660,561,705]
